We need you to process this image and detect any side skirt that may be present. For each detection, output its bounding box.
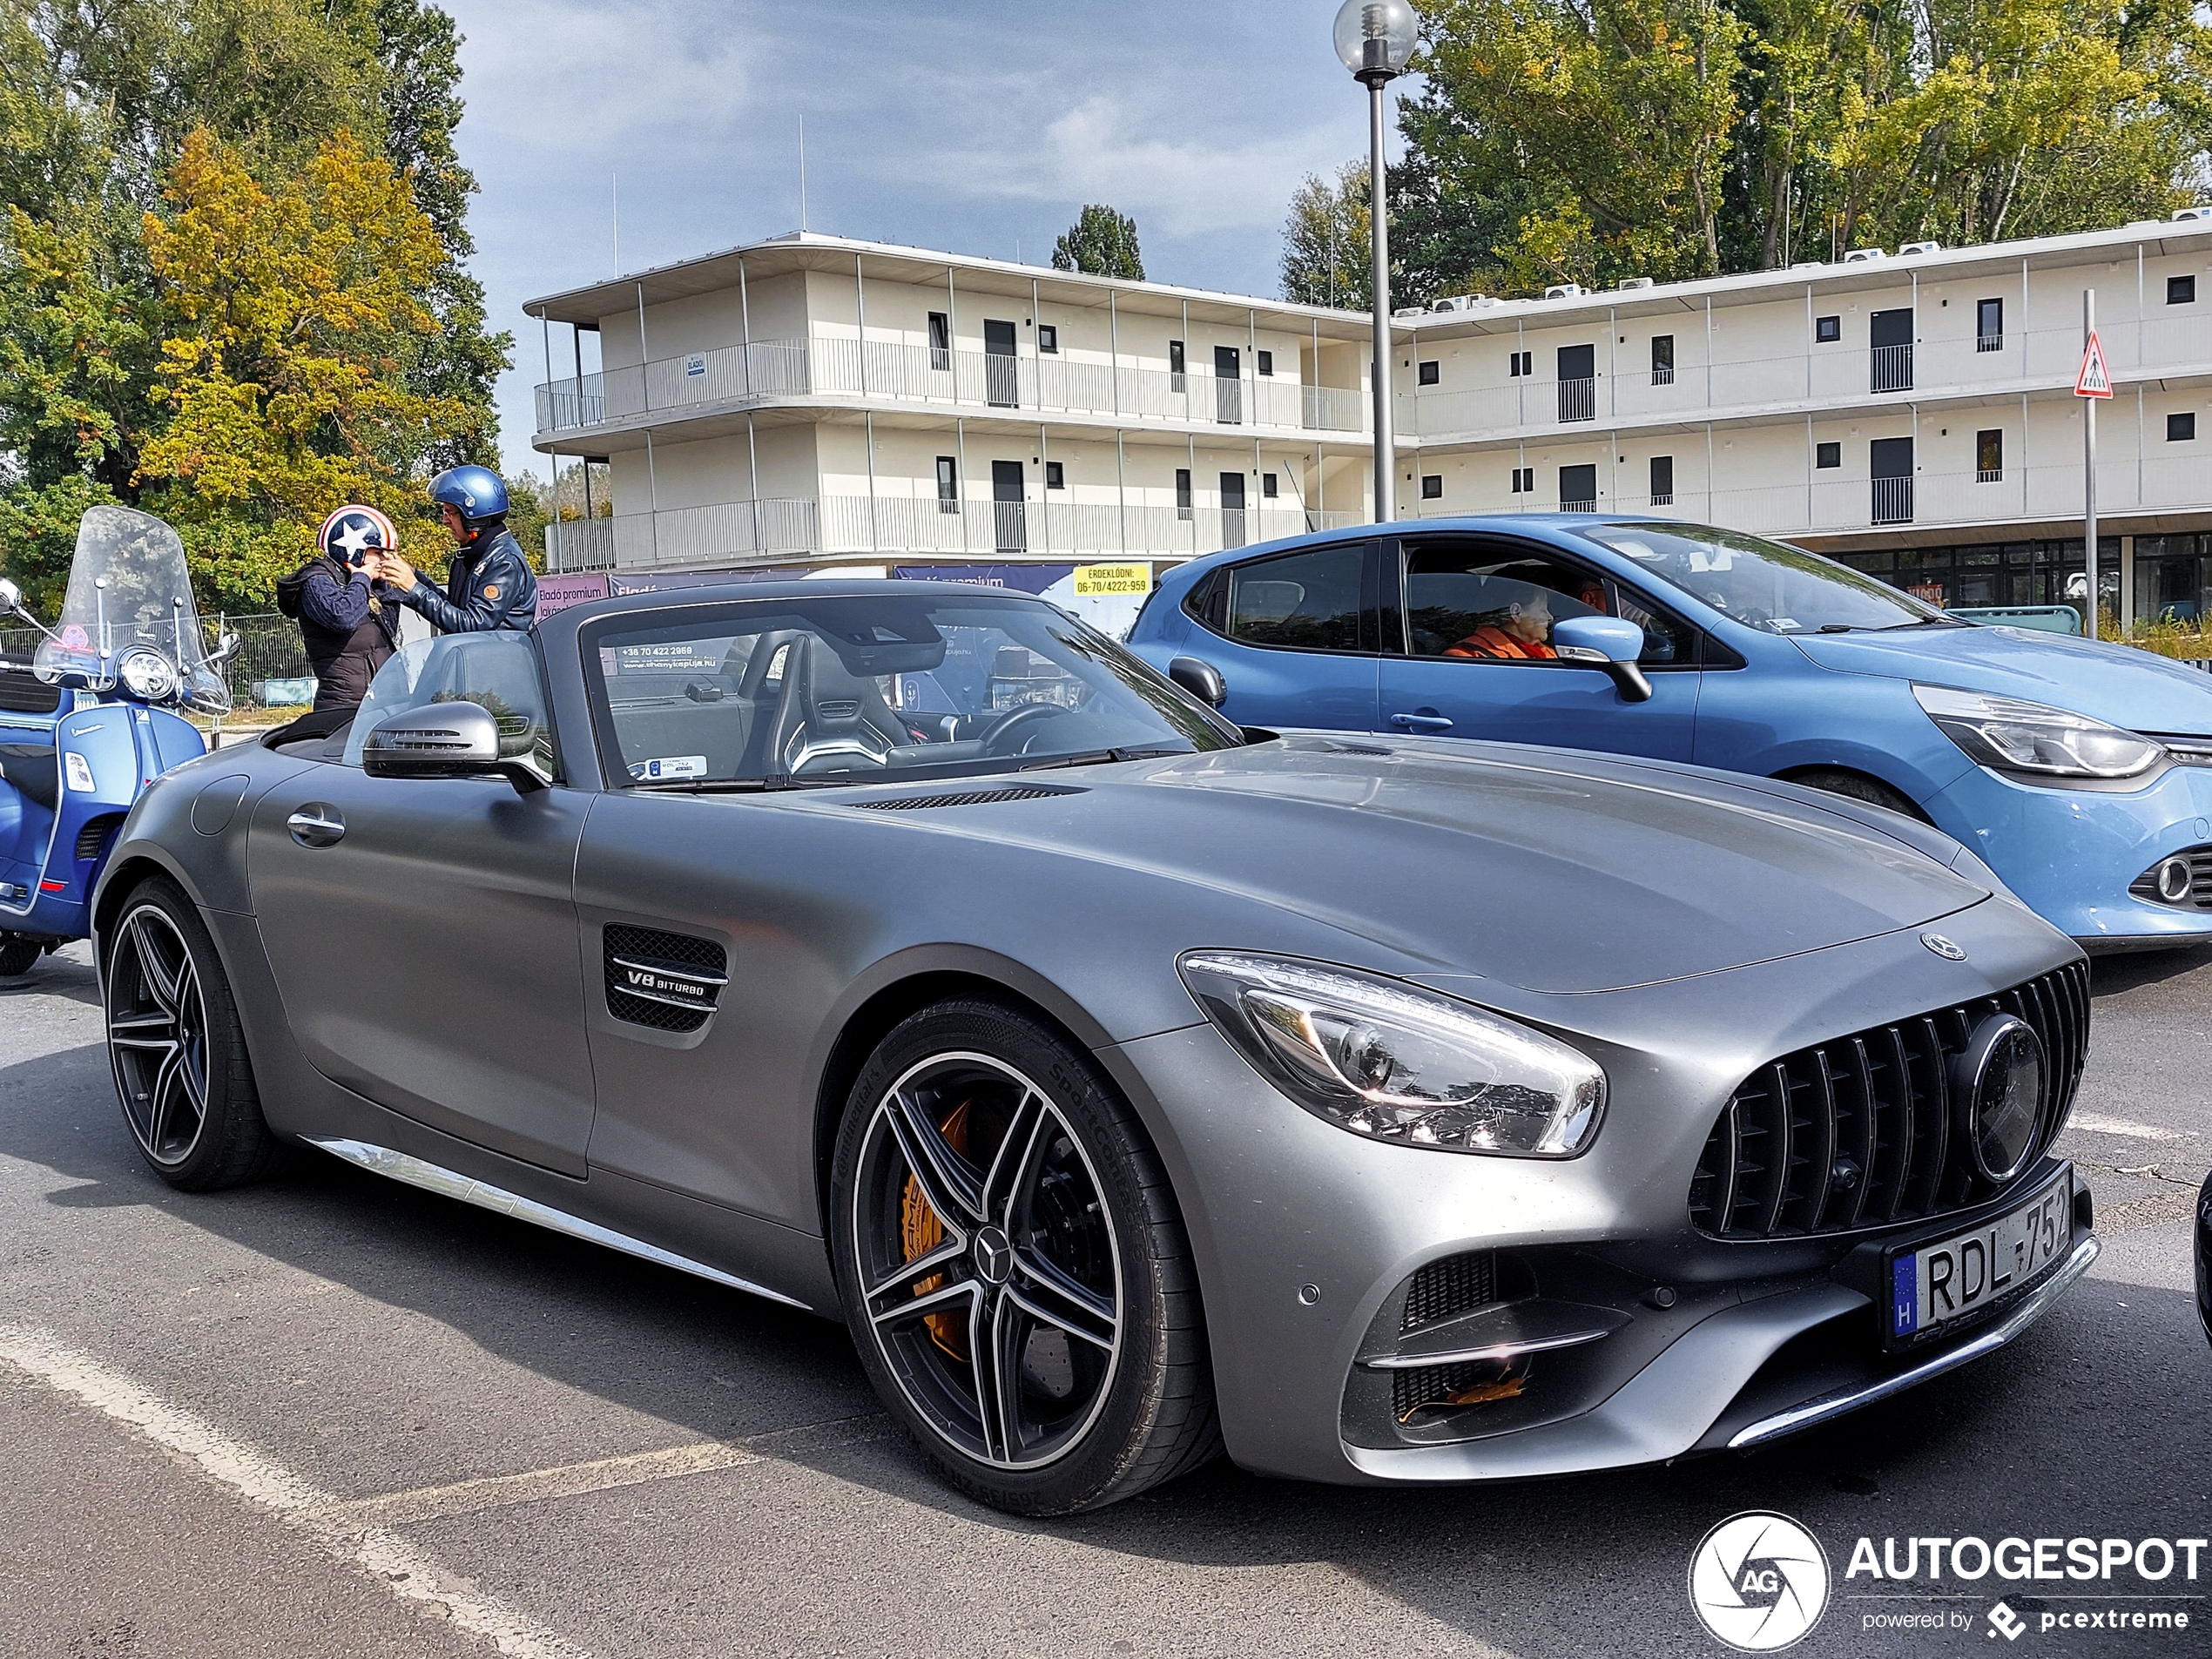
[305,1135,813,1312]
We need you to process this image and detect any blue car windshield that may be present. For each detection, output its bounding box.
[1575,523,1952,635]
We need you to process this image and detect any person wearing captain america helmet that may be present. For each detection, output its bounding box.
[371,464,538,634]
[279,504,403,711]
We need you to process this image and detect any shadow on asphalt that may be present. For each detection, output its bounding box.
[2089,947,2212,996]
[3,1035,2204,1653]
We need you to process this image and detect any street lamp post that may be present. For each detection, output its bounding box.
[1335,0,1418,527]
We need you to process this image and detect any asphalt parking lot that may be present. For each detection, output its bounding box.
[1,941,2205,1659]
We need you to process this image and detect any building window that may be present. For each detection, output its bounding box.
[1510,466,1534,493]
[1169,340,1186,391]
[1175,467,1192,519]
[1649,455,1674,506]
[935,455,959,512]
[1815,315,1841,343]
[1257,349,1274,377]
[927,312,951,371]
[1417,360,1440,386]
[1262,472,1278,499]
[1507,350,1532,377]
[1815,442,1842,469]
[2171,412,2198,442]
[1420,475,1444,500]
[2170,275,2196,306]
[1976,429,2003,482]
[1044,461,1065,489]
[1651,335,1675,385]
[1976,298,2003,352]
[1038,324,1059,354]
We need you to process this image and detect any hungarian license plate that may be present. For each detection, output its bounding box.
[1885,1166,2073,1345]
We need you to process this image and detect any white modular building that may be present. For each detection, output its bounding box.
[528,214,2212,623]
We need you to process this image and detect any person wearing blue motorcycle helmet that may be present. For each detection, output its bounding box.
[374,464,538,634]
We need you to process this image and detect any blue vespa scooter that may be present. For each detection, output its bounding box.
[0,506,235,974]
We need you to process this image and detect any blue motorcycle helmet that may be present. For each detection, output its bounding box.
[428,465,509,535]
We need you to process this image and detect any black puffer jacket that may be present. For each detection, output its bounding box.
[395,528,538,633]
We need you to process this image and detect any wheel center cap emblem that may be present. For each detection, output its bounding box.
[1920,932,1967,961]
[973,1225,1013,1285]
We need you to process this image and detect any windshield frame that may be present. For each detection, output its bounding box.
[1568,520,1954,637]
[574,591,1246,792]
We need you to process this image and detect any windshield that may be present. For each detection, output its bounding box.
[588,590,1241,788]
[33,506,227,711]
[1575,522,1951,635]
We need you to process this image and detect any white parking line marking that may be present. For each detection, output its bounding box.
[0,1325,588,1659]
[311,1440,762,1529]
[2067,1112,2189,1142]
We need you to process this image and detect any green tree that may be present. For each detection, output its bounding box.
[1279,160,1372,308]
[1050,205,1145,279]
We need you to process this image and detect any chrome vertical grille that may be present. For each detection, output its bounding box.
[1686,961,2089,1239]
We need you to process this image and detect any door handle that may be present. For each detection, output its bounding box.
[1390,711,1454,732]
[287,805,346,847]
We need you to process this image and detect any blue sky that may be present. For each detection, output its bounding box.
[442,0,1382,476]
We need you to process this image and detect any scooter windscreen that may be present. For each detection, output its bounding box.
[34,506,229,713]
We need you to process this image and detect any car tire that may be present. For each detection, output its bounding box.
[1784,766,1932,825]
[830,996,1221,1514]
[104,876,286,1190]
[0,937,42,976]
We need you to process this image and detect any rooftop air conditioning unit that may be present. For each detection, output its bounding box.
[1543,282,1587,300]
[1899,239,1941,255]
[1616,276,1654,291]
[2174,206,2212,222]
[1843,246,1887,263]
[1392,306,1428,319]
[1791,260,1825,270]
[1429,293,1493,313]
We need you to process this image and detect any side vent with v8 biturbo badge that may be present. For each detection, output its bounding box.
[604,923,728,1034]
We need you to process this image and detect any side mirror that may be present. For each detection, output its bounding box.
[361,702,547,792]
[1168,655,1227,708]
[0,577,22,616]
[1552,617,1654,703]
[209,630,241,667]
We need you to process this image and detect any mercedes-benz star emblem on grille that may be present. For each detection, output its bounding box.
[1920,932,1967,961]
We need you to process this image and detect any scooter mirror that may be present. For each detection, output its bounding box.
[210,631,242,666]
[0,577,22,615]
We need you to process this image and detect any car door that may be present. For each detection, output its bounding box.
[246,631,598,1176]
[1172,539,1379,732]
[1379,535,1701,759]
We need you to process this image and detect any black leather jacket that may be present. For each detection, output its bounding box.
[395,527,538,633]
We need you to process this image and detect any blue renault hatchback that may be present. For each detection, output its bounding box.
[1125,514,2212,950]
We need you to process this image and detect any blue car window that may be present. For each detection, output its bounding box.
[1402,548,1605,662]
[1224,544,1364,651]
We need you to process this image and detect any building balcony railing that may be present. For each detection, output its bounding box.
[534,337,1371,437]
[544,516,616,572]
[590,497,1367,570]
[1396,308,2212,441]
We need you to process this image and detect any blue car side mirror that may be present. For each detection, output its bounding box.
[1552,617,1654,704]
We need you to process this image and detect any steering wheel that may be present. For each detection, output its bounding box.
[978,701,1061,754]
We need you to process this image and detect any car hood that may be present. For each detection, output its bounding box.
[1791,624,2212,734]
[894,737,1993,994]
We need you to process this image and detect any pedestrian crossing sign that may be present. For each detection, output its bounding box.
[2074,332,2113,397]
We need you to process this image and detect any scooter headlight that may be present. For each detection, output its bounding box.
[117,647,178,702]
[1914,684,2164,779]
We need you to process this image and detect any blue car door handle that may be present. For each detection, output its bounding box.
[287,805,346,847]
[1390,711,1454,732]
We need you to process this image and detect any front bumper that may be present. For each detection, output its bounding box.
[1103,901,2090,1487]
[1925,760,2212,948]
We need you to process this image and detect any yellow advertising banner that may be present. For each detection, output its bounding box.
[1072,563,1153,597]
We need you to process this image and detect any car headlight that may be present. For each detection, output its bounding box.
[117,647,178,701]
[1913,684,2165,779]
[1177,952,1607,1157]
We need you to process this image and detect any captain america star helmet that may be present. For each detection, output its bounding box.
[317,504,397,568]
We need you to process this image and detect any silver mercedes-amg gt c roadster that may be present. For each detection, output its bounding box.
[93,579,2096,1514]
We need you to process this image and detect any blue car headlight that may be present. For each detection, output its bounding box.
[1177,952,1607,1157]
[1914,684,2166,780]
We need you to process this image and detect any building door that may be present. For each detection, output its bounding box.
[984,319,1018,408]
[1214,346,1243,425]
[1870,309,1913,393]
[1870,436,1913,525]
[992,459,1027,552]
[1219,471,1247,550]
[1557,344,1595,422]
[1559,463,1598,512]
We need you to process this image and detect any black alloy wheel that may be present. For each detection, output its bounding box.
[104,877,283,1190]
[833,999,1220,1514]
